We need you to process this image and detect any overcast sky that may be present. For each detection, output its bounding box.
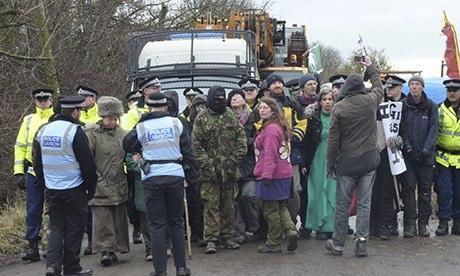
[260,0,460,77]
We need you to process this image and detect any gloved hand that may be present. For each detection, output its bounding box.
[15,174,26,190]
[261,179,271,186]
[387,135,403,150]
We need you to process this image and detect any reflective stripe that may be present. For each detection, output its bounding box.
[15,141,26,147]
[439,129,460,137]
[42,163,80,171]
[14,160,23,165]
[438,105,444,132]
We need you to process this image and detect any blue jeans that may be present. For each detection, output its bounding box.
[25,173,44,241]
[333,170,376,247]
[144,180,186,273]
[436,164,460,220]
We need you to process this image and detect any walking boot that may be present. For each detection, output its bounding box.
[418,223,430,237]
[389,224,399,236]
[347,225,354,235]
[286,231,298,252]
[451,218,460,235]
[205,241,217,254]
[403,224,417,238]
[132,229,143,244]
[176,267,191,276]
[325,239,343,256]
[22,240,40,262]
[221,238,240,250]
[100,251,112,267]
[63,267,93,276]
[435,220,449,236]
[354,237,368,257]
[45,267,61,276]
[257,244,282,253]
[380,225,390,241]
[83,237,93,256]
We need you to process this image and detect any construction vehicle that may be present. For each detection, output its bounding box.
[127,10,309,95]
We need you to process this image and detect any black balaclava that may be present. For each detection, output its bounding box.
[207,85,227,114]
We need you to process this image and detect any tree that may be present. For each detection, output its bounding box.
[314,42,345,84]
[341,47,392,75]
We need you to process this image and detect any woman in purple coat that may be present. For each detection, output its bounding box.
[254,97,298,253]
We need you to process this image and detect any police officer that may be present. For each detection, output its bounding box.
[435,79,460,236]
[329,74,347,97]
[33,96,97,276]
[121,76,161,130]
[239,78,260,109]
[126,90,142,109]
[180,87,204,120]
[77,85,101,124]
[14,88,54,262]
[123,93,198,276]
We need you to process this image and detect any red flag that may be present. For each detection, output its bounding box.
[442,11,460,78]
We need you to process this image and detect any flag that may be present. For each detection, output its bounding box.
[308,44,323,74]
[442,11,460,78]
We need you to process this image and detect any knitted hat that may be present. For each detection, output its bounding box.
[298,74,317,88]
[97,96,124,117]
[191,94,207,107]
[227,89,246,107]
[265,73,284,87]
[408,75,425,87]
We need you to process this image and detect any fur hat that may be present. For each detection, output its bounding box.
[97,96,124,117]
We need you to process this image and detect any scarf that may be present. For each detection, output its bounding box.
[296,94,317,107]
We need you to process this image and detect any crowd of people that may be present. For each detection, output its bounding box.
[13,57,460,276]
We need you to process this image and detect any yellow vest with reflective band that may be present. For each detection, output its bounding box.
[254,105,307,141]
[436,103,460,168]
[14,106,54,175]
[80,103,101,124]
[120,104,149,131]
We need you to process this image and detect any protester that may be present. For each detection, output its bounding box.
[254,97,297,253]
[400,75,438,237]
[188,94,207,127]
[192,85,247,254]
[14,88,54,262]
[123,92,199,276]
[302,86,336,240]
[326,57,383,257]
[329,75,347,97]
[33,96,97,276]
[85,96,129,266]
[227,89,259,243]
[435,79,460,236]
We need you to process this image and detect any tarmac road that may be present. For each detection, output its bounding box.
[1,220,460,276]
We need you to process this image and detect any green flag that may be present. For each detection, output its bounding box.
[308,44,323,74]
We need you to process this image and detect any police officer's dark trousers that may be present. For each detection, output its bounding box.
[436,164,460,220]
[26,173,45,241]
[144,179,186,273]
[46,185,87,273]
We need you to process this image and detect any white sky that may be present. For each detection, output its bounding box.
[261,0,460,77]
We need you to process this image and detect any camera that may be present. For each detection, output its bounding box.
[354,55,365,62]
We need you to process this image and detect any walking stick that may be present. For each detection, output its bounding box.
[393,176,404,210]
[183,188,192,259]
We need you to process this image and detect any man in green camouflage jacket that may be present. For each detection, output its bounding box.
[192,85,247,254]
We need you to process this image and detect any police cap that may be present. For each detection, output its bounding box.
[32,88,54,99]
[146,93,168,107]
[239,78,260,90]
[443,79,460,89]
[183,87,204,97]
[76,85,98,97]
[385,75,406,89]
[139,76,161,91]
[126,90,142,101]
[59,96,85,109]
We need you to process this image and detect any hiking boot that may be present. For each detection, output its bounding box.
[435,220,449,236]
[176,267,191,276]
[132,231,143,244]
[22,240,40,262]
[347,225,354,235]
[418,223,430,237]
[257,244,282,253]
[389,224,399,236]
[286,231,298,252]
[205,241,217,254]
[145,253,153,262]
[233,234,246,244]
[403,224,417,238]
[354,237,368,257]
[325,239,343,256]
[83,245,93,256]
[380,225,390,241]
[451,219,460,235]
[299,227,311,239]
[100,252,112,267]
[149,271,166,276]
[45,267,61,276]
[221,239,240,250]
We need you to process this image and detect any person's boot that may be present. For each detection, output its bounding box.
[257,244,282,253]
[435,220,449,236]
[451,218,460,235]
[347,224,354,235]
[45,266,61,276]
[83,237,93,256]
[205,241,217,254]
[132,225,143,244]
[325,239,343,256]
[176,267,191,276]
[21,240,40,262]
[418,222,430,237]
[100,251,112,267]
[389,224,399,236]
[403,223,417,238]
[380,225,390,241]
[221,238,240,250]
[354,237,368,257]
[63,267,93,276]
[299,227,311,239]
[286,231,298,252]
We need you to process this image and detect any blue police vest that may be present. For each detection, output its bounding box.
[36,120,83,190]
[136,116,184,180]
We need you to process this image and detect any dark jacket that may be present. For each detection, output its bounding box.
[400,92,438,165]
[122,111,200,187]
[327,64,384,176]
[32,114,98,198]
[302,108,322,170]
[239,112,256,182]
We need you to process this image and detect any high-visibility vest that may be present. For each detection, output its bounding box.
[14,107,54,175]
[436,102,460,168]
[80,103,101,124]
[121,105,149,131]
[136,116,184,180]
[36,120,83,189]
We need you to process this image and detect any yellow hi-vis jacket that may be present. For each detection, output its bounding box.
[120,104,149,131]
[14,106,54,175]
[436,102,460,169]
[80,103,101,124]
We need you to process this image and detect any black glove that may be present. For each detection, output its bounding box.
[262,179,271,186]
[15,174,26,190]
